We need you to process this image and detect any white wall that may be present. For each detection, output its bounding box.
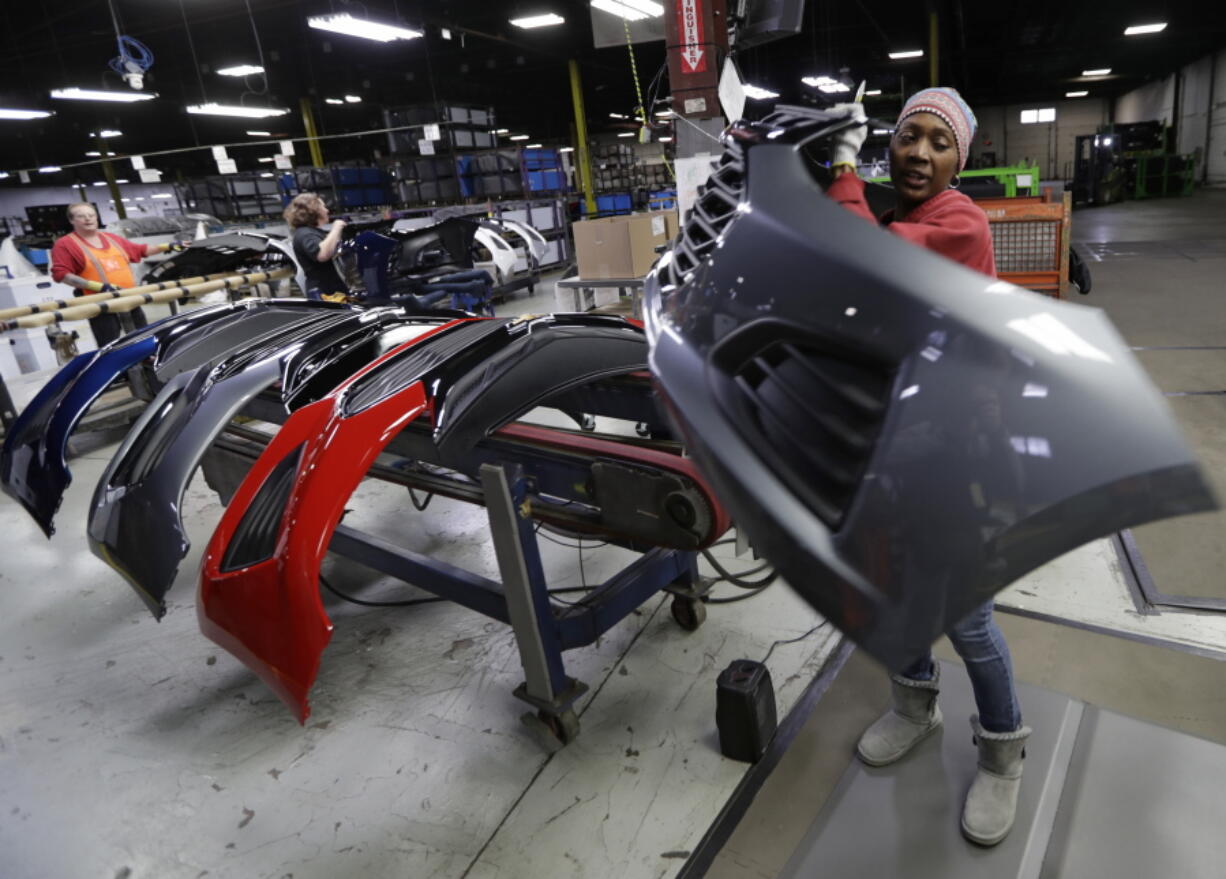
[0,181,184,235]
[1113,48,1226,187]
[1176,54,1213,178]
[1207,51,1226,187]
[968,99,1109,181]
[1115,78,1176,125]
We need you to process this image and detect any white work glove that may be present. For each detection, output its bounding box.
[828,102,868,169]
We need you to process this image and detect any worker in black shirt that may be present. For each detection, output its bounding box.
[283,193,348,301]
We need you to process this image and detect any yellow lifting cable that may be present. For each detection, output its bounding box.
[623,21,675,183]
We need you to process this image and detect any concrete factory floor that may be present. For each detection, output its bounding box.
[3,192,1226,879]
[0,276,843,879]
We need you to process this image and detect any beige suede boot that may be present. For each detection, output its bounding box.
[961,715,1032,846]
[856,664,943,767]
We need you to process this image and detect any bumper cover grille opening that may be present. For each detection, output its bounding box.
[723,336,893,530]
[220,443,304,572]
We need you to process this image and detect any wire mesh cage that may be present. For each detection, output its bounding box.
[990,219,1062,273]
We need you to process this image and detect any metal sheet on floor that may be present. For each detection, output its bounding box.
[1039,708,1226,879]
[777,661,1080,879]
[780,659,1226,879]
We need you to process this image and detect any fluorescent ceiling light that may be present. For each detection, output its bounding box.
[1082,68,1111,76]
[0,108,53,120]
[92,181,108,186]
[590,0,663,23]
[1066,90,1089,98]
[656,109,673,118]
[872,128,892,135]
[307,13,422,42]
[115,179,129,183]
[257,157,275,163]
[510,13,565,28]
[90,129,123,138]
[525,143,543,148]
[510,134,530,141]
[186,103,290,118]
[1124,23,1166,35]
[889,50,924,59]
[742,85,779,100]
[51,87,155,103]
[152,193,173,199]
[84,151,117,157]
[217,65,265,77]
[0,172,9,179]
[247,130,271,136]
[617,131,634,137]
[494,128,510,134]
[260,172,274,178]
[801,75,837,87]
[617,0,665,15]
[559,146,574,153]
[821,82,851,94]
[344,95,362,103]
[325,98,344,105]
[609,112,629,120]
[38,166,62,173]
[865,89,882,96]
[659,136,672,142]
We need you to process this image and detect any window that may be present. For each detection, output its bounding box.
[1020,107,1056,124]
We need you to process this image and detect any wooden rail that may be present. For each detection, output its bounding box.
[0,268,293,332]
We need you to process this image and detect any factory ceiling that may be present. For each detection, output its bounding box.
[0,0,1222,181]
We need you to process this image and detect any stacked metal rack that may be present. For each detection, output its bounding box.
[385,148,568,207]
[458,150,524,199]
[387,156,462,204]
[281,165,394,210]
[585,143,674,216]
[383,103,498,156]
[591,143,638,192]
[177,174,283,220]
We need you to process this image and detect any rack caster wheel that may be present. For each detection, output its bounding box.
[671,595,707,631]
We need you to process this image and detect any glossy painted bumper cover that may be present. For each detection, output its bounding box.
[644,112,1217,671]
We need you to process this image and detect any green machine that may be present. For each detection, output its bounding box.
[1075,121,1196,202]
[865,162,1041,197]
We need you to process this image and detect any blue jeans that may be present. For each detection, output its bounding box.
[902,601,1022,733]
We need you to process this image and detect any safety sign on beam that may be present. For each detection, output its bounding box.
[677,0,707,75]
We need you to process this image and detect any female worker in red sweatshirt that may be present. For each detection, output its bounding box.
[827,87,1029,848]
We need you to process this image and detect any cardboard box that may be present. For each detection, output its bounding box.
[653,208,681,241]
[573,211,674,279]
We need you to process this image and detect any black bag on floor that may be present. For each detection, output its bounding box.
[1069,246,1092,295]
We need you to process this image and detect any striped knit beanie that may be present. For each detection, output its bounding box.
[897,87,977,171]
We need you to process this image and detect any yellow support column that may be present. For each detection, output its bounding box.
[568,59,598,217]
[299,97,325,168]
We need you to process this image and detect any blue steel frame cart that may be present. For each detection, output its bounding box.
[322,462,703,743]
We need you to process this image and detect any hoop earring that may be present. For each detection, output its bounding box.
[949,175,962,189]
